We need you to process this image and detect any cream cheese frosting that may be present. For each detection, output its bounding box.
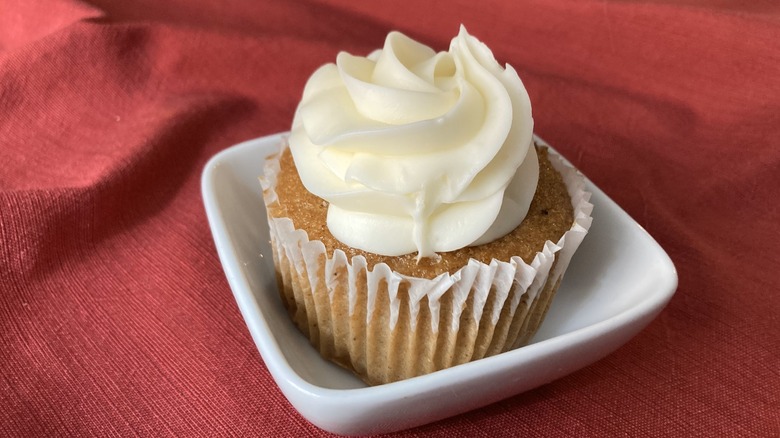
[288,26,537,258]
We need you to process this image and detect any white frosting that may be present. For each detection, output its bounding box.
[289,26,537,258]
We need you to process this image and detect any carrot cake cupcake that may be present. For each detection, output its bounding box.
[261,26,592,385]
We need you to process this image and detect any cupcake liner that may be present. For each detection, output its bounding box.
[260,141,593,385]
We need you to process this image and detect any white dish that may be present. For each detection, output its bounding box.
[201,133,677,436]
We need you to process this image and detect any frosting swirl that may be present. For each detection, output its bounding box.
[288,26,537,258]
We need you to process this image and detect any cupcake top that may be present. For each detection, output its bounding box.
[288,26,537,259]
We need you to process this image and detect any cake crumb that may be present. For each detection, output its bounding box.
[270,144,574,278]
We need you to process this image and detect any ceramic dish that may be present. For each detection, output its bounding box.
[201,132,677,436]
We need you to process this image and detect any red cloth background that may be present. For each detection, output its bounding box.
[2,0,779,436]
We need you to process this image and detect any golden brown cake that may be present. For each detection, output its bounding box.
[271,146,572,278]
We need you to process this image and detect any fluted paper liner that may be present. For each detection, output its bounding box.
[260,143,593,385]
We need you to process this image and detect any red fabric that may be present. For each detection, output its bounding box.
[2,0,778,436]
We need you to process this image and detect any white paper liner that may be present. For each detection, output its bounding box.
[260,141,593,384]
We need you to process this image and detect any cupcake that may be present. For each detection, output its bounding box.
[261,26,592,385]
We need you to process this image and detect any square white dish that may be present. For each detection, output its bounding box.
[201,132,677,436]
